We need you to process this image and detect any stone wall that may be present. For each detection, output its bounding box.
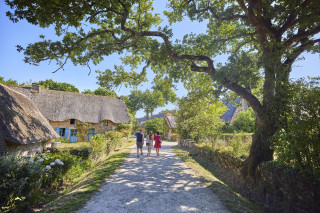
[49,119,117,141]
[5,141,48,157]
[183,144,320,213]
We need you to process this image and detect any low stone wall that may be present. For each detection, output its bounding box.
[180,143,320,213]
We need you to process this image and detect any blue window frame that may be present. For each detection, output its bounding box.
[103,120,108,126]
[56,128,69,137]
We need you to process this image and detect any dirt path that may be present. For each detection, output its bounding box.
[78,142,230,213]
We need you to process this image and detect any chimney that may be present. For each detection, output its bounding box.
[31,83,41,92]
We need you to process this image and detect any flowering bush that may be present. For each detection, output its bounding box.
[0,151,78,212]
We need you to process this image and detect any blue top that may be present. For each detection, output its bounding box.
[135,132,144,142]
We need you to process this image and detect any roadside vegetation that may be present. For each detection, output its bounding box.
[0,131,134,212]
[173,147,264,213]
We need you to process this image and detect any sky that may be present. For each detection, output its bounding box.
[0,1,319,118]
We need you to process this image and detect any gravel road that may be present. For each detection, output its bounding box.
[78,142,230,213]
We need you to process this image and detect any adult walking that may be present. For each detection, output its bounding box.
[154,132,162,156]
[146,131,154,156]
[135,129,144,157]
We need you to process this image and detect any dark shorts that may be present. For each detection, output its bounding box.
[136,142,143,149]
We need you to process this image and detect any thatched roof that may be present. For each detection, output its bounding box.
[166,114,177,128]
[0,84,59,144]
[9,85,130,124]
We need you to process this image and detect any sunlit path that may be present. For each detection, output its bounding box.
[78,141,230,213]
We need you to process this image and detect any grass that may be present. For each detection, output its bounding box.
[40,141,134,213]
[172,146,264,213]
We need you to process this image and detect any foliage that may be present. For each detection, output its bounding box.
[176,97,227,142]
[272,78,320,176]
[89,134,107,161]
[105,131,123,143]
[75,121,93,142]
[171,133,179,140]
[38,79,79,93]
[69,148,93,160]
[233,108,255,133]
[126,89,166,119]
[0,76,19,86]
[116,123,132,137]
[82,88,118,97]
[0,151,78,212]
[144,118,164,136]
[220,123,237,134]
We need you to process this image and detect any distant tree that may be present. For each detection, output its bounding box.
[176,96,227,142]
[142,89,165,119]
[38,79,79,93]
[145,118,164,136]
[233,108,255,133]
[0,76,19,86]
[82,89,95,95]
[93,88,117,97]
[125,89,165,118]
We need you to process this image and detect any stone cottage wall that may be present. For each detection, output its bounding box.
[49,119,117,141]
[5,141,48,157]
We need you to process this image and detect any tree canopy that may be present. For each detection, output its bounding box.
[6,0,320,178]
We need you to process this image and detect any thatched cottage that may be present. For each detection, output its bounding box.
[0,84,59,156]
[9,84,130,142]
[163,114,177,140]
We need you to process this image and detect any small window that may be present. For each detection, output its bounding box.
[70,119,75,125]
[103,120,108,126]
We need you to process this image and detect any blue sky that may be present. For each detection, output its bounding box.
[0,1,319,118]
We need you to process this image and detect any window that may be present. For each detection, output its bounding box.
[59,128,66,137]
[70,119,75,125]
[103,120,108,126]
[70,129,78,136]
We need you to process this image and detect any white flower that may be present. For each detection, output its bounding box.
[29,158,34,163]
[35,148,41,152]
[46,165,51,170]
[46,150,50,153]
[49,157,53,159]
[50,162,56,166]
[55,159,64,165]
[38,158,44,162]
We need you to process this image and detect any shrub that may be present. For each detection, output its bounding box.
[69,148,93,160]
[171,133,179,140]
[272,78,320,177]
[116,123,132,137]
[89,134,106,161]
[105,131,123,143]
[0,156,44,212]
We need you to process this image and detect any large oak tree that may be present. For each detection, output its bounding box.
[5,0,320,179]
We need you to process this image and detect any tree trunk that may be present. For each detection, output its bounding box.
[242,113,277,180]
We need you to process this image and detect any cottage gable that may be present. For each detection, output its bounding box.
[0,84,59,145]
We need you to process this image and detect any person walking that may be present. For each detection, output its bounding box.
[135,129,144,157]
[146,131,154,156]
[154,132,162,156]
